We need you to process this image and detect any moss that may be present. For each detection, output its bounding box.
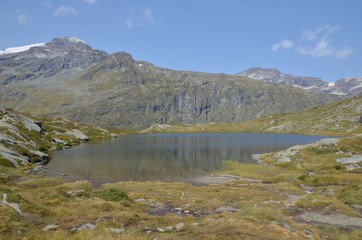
[308,146,339,155]
[92,188,132,202]
[0,158,15,168]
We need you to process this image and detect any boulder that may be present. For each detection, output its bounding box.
[66,129,89,141]
[0,143,29,166]
[42,224,60,231]
[18,115,45,134]
[175,222,185,230]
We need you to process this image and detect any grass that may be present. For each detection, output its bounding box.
[1,98,362,239]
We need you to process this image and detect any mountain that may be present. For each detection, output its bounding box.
[0,37,341,129]
[238,67,361,96]
[335,77,362,96]
[0,37,108,85]
[145,94,362,136]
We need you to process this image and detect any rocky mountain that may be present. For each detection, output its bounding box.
[238,67,361,96]
[335,77,362,97]
[0,37,107,85]
[0,37,341,129]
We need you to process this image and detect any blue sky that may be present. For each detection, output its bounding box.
[1,0,361,82]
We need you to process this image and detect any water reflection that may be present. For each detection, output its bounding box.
[48,133,327,183]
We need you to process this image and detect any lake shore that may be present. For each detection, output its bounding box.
[1,135,361,239]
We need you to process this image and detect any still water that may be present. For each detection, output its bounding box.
[47,133,328,184]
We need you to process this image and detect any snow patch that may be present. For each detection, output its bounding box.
[138,64,143,67]
[328,82,335,87]
[64,37,85,43]
[351,83,362,90]
[0,43,46,55]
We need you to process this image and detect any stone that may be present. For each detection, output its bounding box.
[65,129,89,141]
[157,228,165,233]
[75,223,96,231]
[52,137,67,145]
[110,228,124,234]
[18,115,45,134]
[336,155,362,164]
[165,226,173,231]
[214,206,239,213]
[191,222,200,227]
[346,164,361,171]
[175,222,185,230]
[42,224,60,231]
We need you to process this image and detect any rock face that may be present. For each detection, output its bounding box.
[238,67,361,96]
[0,38,343,129]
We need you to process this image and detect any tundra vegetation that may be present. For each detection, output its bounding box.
[0,95,362,239]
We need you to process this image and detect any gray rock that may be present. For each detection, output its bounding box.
[336,155,362,164]
[191,222,200,227]
[346,164,361,171]
[18,115,44,133]
[300,212,362,228]
[165,226,173,231]
[175,222,185,230]
[75,223,96,231]
[0,143,29,166]
[110,228,124,234]
[65,129,89,141]
[214,206,239,213]
[52,137,67,145]
[42,224,60,231]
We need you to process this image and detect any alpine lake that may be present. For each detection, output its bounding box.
[46,133,331,186]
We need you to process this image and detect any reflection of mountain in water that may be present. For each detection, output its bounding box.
[48,133,328,183]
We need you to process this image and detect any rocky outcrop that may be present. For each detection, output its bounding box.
[0,108,114,167]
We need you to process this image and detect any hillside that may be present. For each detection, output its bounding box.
[142,94,362,136]
[0,37,341,129]
[0,108,117,168]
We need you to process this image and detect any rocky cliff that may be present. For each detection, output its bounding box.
[0,37,342,129]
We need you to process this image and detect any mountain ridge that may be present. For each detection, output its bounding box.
[0,37,344,129]
[238,67,362,96]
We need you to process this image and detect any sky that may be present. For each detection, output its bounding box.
[1,0,362,82]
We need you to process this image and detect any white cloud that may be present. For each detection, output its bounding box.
[126,8,156,28]
[272,39,294,51]
[141,8,154,24]
[53,6,78,17]
[42,0,53,8]
[301,25,339,41]
[272,25,353,59]
[126,18,133,28]
[82,0,96,4]
[17,11,28,23]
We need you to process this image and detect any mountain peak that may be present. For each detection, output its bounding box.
[52,36,85,44]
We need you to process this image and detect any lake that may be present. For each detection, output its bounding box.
[47,133,329,184]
